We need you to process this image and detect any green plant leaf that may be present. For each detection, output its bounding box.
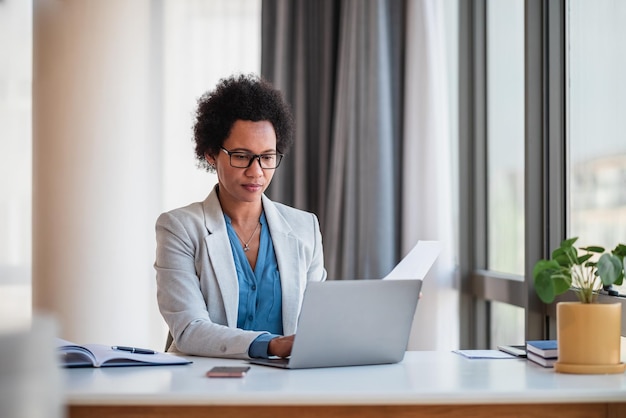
[532,259,558,277]
[552,247,564,259]
[534,271,555,303]
[615,255,625,286]
[561,237,579,247]
[533,259,563,303]
[597,253,623,287]
[553,246,578,267]
[552,272,572,294]
[581,245,605,253]
[612,244,626,258]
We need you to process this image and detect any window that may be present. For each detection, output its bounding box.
[161,0,261,210]
[567,0,626,296]
[486,0,525,276]
[461,0,626,349]
[485,0,526,348]
[460,0,525,348]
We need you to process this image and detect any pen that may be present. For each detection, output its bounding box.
[112,346,156,355]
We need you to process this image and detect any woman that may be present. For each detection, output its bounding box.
[155,74,326,359]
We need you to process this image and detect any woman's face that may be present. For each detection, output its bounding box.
[208,120,278,206]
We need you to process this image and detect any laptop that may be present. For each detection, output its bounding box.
[248,279,422,369]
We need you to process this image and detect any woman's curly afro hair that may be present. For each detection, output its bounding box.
[193,74,294,172]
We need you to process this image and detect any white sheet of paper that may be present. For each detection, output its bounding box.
[382,240,441,281]
[453,350,517,359]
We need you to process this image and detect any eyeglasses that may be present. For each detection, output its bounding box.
[220,147,284,169]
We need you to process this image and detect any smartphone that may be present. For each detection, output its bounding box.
[497,345,527,358]
[206,366,251,378]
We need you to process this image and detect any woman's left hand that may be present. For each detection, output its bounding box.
[268,335,295,358]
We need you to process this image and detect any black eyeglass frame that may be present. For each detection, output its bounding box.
[220,147,284,169]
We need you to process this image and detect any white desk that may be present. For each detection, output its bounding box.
[64,351,626,418]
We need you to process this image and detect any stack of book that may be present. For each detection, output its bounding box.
[525,340,558,368]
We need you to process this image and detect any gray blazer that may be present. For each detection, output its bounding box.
[155,186,327,359]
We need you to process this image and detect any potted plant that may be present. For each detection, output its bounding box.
[533,237,626,374]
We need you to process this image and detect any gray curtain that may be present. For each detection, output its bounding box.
[262,0,406,280]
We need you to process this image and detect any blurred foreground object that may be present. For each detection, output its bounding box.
[0,316,65,418]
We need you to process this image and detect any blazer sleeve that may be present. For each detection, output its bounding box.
[154,208,266,359]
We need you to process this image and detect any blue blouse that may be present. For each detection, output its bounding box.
[224,212,283,357]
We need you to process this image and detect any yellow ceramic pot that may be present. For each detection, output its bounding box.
[554,301,625,374]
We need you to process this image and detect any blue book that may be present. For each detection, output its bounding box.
[526,351,557,368]
[526,340,558,358]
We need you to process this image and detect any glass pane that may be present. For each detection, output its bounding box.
[567,0,626,295]
[486,0,525,275]
[490,301,525,348]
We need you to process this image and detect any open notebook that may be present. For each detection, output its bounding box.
[56,339,192,368]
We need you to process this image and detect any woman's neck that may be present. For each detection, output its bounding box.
[216,186,262,225]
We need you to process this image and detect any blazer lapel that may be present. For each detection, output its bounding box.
[262,195,303,335]
[203,188,239,328]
